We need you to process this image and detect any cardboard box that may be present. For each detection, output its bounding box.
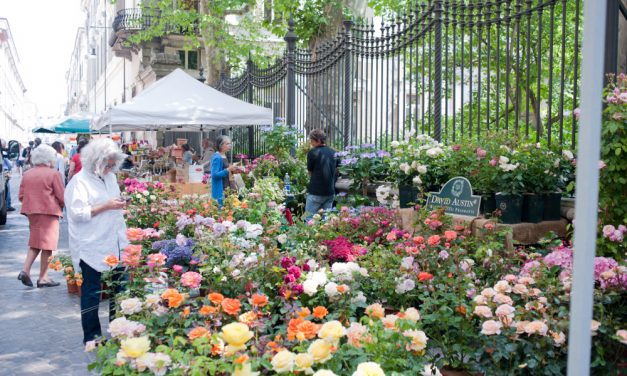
[170,182,211,196]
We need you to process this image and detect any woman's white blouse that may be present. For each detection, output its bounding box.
[64,170,129,272]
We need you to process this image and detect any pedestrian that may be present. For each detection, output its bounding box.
[64,138,128,344]
[22,140,34,170]
[201,138,215,173]
[3,156,15,211]
[120,144,134,170]
[17,144,65,288]
[15,143,25,175]
[181,143,194,164]
[67,138,88,181]
[69,143,78,159]
[304,129,337,221]
[210,135,235,207]
[51,141,66,184]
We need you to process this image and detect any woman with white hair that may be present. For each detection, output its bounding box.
[64,138,129,344]
[17,144,65,288]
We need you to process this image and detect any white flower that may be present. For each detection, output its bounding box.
[351,291,367,305]
[149,352,172,376]
[400,256,414,270]
[395,278,416,294]
[120,298,144,315]
[144,294,161,308]
[498,156,510,164]
[426,147,443,158]
[303,280,319,296]
[562,150,574,160]
[245,224,264,239]
[277,234,288,244]
[332,262,362,281]
[376,185,391,205]
[84,340,97,352]
[108,317,146,338]
[231,269,241,277]
[391,141,400,148]
[325,282,339,298]
[404,307,421,322]
[306,259,319,271]
[399,163,411,174]
[412,176,422,186]
[416,164,427,174]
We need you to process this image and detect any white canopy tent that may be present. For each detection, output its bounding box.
[93,68,273,133]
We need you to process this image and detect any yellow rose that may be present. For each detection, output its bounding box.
[221,322,254,350]
[313,371,338,376]
[294,353,314,372]
[120,336,150,358]
[271,349,295,374]
[352,362,385,376]
[307,339,333,364]
[318,320,346,343]
[233,362,260,376]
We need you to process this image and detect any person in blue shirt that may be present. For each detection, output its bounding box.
[210,136,235,207]
[182,143,194,164]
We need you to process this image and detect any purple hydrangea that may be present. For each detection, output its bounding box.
[152,238,195,267]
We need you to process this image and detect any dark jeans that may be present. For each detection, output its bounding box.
[80,260,125,343]
[5,182,11,208]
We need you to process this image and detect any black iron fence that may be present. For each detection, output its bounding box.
[217,0,585,157]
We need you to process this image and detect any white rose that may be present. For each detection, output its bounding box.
[120,298,143,315]
[562,149,574,160]
[303,280,319,296]
[277,234,288,244]
[325,282,339,298]
[498,156,509,164]
[399,163,411,174]
[404,307,421,322]
[412,176,422,186]
[416,165,427,174]
[391,141,400,148]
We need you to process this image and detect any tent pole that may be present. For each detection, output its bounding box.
[566,1,606,375]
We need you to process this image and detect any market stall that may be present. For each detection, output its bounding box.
[93,68,272,193]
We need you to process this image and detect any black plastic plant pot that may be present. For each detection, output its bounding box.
[522,193,544,223]
[481,194,497,217]
[399,185,418,209]
[542,192,562,221]
[495,193,523,224]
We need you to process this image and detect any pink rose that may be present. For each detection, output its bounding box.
[476,148,487,160]
[573,108,581,120]
[602,225,616,238]
[598,160,607,169]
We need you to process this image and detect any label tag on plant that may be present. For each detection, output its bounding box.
[427,177,481,217]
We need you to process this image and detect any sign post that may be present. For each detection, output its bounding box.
[426,177,481,218]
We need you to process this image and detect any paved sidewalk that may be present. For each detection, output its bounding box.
[0,171,108,376]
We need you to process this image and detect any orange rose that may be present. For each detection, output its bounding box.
[199,305,217,316]
[336,284,348,294]
[181,306,191,318]
[126,228,145,242]
[188,327,210,341]
[221,298,241,316]
[251,293,268,307]
[298,307,311,318]
[161,288,185,308]
[235,354,249,364]
[103,255,120,268]
[240,201,248,209]
[366,303,385,319]
[208,292,224,304]
[418,272,433,282]
[312,306,328,320]
[287,318,319,341]
[211,339,225,355]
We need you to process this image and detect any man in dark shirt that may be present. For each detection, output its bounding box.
[305,129,337,221]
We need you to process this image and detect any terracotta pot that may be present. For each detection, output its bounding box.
[67,282,78,294]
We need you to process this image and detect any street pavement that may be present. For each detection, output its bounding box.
[0,171,108,376]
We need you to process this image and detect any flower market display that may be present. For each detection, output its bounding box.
[86,78,627,375]
[85,176,627,375]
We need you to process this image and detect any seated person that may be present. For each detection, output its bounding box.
[120,144,134,170]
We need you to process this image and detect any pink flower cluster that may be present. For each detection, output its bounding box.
[323,236,368,263]
[602,224,626,243]
[122,245,142,268]
[147,253,167,268]
[180,271,202,289]
[123,178,165,194]
[278,256,304,298]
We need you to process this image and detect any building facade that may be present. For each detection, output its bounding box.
[0,17,33,143]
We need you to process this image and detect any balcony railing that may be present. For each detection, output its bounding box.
[112,8,198,35]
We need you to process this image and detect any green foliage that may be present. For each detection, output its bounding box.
[598,73,627,227]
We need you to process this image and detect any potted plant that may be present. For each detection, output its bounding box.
[519,145,555,223]
[493,150,524,224]
[337,144,390,199]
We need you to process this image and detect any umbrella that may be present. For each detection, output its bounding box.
[32,126,57,133]
[53,112,97,134]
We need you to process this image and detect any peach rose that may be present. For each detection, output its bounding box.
[473,306,493,318]
[616,329,627,345]
[493,293,513,305]
[495,304,515,318]
[481,320,503,335]
[365,303,385,319]
[512,283,528,295]
[515,321,530,334]
[524,321,548,336]
[591,320,600,335]
[551,331,566,346]
[126,228,145,242]
[250,293,268,307]
[494,280,512,294]
[480,288,496,298]
[104,255,120,268]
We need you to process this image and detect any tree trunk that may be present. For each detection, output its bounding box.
[199,0,223,86]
